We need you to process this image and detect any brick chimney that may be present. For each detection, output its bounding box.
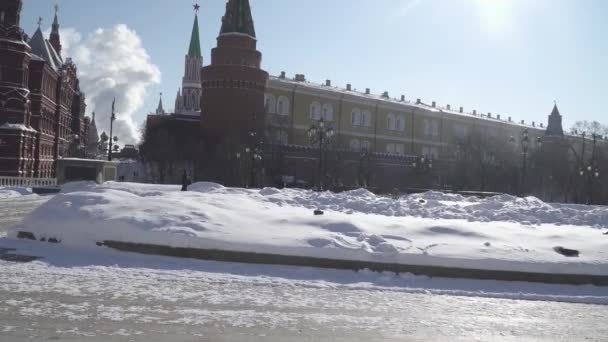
[400,95,405,101]
[346,84,352,91]
[279,71,286,79]
[432,101,436,108]
[365,88,370,95]
[325,79,331,86]
[459,107,463,113]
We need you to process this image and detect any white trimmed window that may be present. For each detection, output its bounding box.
[322,103,334,121]
[310,101,322,120]
[387,113,396,130]
[396,115,406,132]
[351,108,362,126]
[395,143,405,155]
[361,140,371,152]
[350,138,361,151]
[362,110,372,127]
[265,94,276,114]
[275,130,288,145]
[422,146,439,159]
[277,96,289,115]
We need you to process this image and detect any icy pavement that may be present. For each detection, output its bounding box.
[0,239,607,341]
[0,195,50,233]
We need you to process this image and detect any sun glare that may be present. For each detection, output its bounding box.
[476,0,514,35]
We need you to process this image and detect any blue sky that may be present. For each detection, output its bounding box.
[20,0,608,140]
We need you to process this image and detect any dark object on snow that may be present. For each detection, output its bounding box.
[181,169,190,192]
[418,199,426,204]
[48,238,60,244]
[17,231,36,240]
[553,246,579,257]
[604,231,608,235]
[96,242,104,247]
[314,209,324,216]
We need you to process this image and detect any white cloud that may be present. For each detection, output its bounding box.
[58,25,161,144]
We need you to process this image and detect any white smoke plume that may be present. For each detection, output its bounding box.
[58,25,161,144]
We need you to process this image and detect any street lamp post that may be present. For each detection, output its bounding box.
[108,98,116,161]
[307,118,335,191]
[509,128,541,196]
[245,146,263,188]
[358,148,369,188]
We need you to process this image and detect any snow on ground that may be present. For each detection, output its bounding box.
[2,238,608,306]
[7,182,608,276]
[0,187,37,199]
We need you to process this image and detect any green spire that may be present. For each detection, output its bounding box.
[220,0,256,38]
[188,14,202,57]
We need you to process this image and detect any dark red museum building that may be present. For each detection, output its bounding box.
[0,0,92,178]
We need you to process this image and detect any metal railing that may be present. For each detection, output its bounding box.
[0,177,58,188]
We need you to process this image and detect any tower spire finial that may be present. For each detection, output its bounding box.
[193,3,200,14]
[37,17,43,28]
[156,92,166,115]
[187,5,202,57]
[50,2,62,56]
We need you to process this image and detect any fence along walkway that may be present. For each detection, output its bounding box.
[0,177,57,187]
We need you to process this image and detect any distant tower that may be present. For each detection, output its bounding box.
[155,93,166,115]
[49,4,62,56]
[86,112,100,157]
[174,4,203,116]
[199,0,268,183]
[545,102,564,137]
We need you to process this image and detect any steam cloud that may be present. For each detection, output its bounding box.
[58,25,161,144]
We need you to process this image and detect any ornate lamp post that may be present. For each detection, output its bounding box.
[245,146,263,188]
[358,148,369,188]
[307,118,335,191]
[412,156,433,172]
[108,98,116,161]
[509,128,541,196]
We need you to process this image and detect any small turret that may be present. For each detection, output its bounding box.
[545,102,564,137]
[49,4,62,56]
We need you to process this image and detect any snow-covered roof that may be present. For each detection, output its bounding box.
[269,75,546,133]
[0,123,37,132]
[28,27,63,71]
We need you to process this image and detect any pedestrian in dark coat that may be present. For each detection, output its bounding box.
[181,169,189,191]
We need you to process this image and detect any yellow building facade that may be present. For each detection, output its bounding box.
[264,73,546,162]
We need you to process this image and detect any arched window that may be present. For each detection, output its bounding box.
[322,103,334,121]
[351,108,361,126]
[265,94,276,114]
[395,144,405,155]
[361,140,371,152]
[350,139,361,151]
[387,113,396,130]
[397,115,406,131]
[362,110,372,127]
[310,101,321,120]
[277,96,289,115]
[275,130,288,145]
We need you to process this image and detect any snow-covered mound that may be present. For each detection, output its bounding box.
[8,182,608,275]
[0,187,37,199]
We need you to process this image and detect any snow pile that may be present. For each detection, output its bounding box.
[7,182,608,276]
[0,187,36,199]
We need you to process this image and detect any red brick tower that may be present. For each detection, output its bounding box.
[0,0,36,176]
[199,0,268,184]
